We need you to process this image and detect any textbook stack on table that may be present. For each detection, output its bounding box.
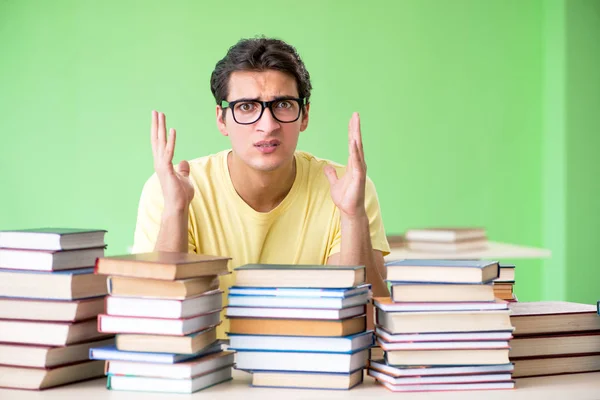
[0,228,112,390]
[89,252,235,394]
[509,301,600,378]
[404,227,488,253]
[370,259,516,392]
[226,264,372,390]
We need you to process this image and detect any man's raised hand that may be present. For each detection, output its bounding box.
[151,111,195,213]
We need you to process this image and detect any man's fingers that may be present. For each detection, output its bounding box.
[351,139,364,176]
[157,112,167,158]
[151,110,158,158]
[323,165,339,186]
[177,160,190,178]
[164,128,176,164]
[354,113,366,168]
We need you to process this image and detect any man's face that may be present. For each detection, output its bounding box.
[216,70,309,173]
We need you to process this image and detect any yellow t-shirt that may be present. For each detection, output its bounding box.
[132,150,390,337]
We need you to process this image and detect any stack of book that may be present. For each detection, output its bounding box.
[404,227,488,253]
[226,264,372,390]
[370,259,516,392]
[89,252,234,394]
[494,263,517,302]
[509,301,600,378]
[0,228,112,390]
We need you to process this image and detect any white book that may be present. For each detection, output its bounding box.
[107,351,234,379]
[0,247,105,271]
[377,379,514,392]
[0,228,106,251]
[106,290,222,319]
[228,284,370,298]
[369,359,514,377]
[98,310,221,335]
[227,293,369,309]
[228,331,373,353]
[90,343,222,364]
[225,305,365,320]
[108,365,232,393]
[404,228,486,243]
[235,348,369,373]
[377,339,509,351]
[369,369,513,385]
[375,327,513,342]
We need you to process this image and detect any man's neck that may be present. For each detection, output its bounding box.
[227,151,297,213]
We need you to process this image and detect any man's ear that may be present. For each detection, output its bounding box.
[300,103,310,132]
[216,106,229,137]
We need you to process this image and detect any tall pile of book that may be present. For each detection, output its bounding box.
[370,259,515,392]
[0,228,111,390]
[404,227,488,253]
[89,252,234,394]
[509,301,600,378]
[226,264,371,390]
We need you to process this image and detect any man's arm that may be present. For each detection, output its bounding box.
[324,112,389,296]
[326,216,389,297]
[150,111,195,253]
[154,209,189,252]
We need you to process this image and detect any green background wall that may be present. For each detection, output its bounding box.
[0,0,597,303]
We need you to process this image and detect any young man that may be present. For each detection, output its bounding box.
[133,37,390,336]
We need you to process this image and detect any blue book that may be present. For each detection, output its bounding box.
[89,343,222,364]
[228,331,374,353]
[234,347,369,373]
[0,267,107,300]
[227,286,370,309]
[385,259,499,284]
[597,300,599,315]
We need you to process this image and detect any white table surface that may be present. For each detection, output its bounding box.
[2,369,599,400]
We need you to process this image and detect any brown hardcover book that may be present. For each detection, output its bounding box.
[512,353,600,378]
[385,260,499,284]
[0,268,107,300]
[0,297,104,322]
[386,348,510,366]
[252,369,364,390]
[108,275,220,299]
[0,338,114,368]
[95,252,230,280]
[228,315,366,337]
[509,302,600,336]
[376,308,513,334]
[0,318,110,346]
[117,327,218,354]
[233,264,365,288]
[390,283,495,303]
[510,331,600,358]
[497,265,515,282]
[0,360,105,390]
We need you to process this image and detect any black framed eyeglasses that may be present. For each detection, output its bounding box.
[220,97,307,125]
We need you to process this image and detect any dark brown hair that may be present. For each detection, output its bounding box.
[210,37,312,110]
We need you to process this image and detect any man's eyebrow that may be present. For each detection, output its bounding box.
[230,97,260,102]
[230,95,299,102]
